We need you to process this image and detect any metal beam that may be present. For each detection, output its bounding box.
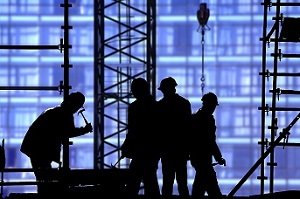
[94,0,156,169]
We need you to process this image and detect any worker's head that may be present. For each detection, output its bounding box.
[201,92,218,114]
[158,77,177,96]
[202,92,218,105]
[61,92,85,113]
[131,78,150,99]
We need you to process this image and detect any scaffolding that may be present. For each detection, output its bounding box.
[0,0,73,187]
[94,0,156,169]
[228,0,300,197]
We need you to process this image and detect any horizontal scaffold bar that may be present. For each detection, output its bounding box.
[270,89,300,95]
[259,72,300,77]
[0,180,59,186]
[258,107,300,111]
[261,2,300,6]
[276,142,300,147]
[272,2,300,6]
[0,45,60,50]
[282,54,300,58]
[0,86,59,91]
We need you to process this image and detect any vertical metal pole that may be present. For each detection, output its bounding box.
[62,0,71,171]
[94,0,105,169]
[94,0,98,170]
[260,0,269,195]
[147,0,156,97]
[269,0,281,193]
[0,139,4,197]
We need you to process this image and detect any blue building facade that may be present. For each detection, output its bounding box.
[1,0,300,197]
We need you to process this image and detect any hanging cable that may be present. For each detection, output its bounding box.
[197,2,210,96]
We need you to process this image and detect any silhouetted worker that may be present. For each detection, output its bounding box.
[121,78,160,199]
[157,77,191,199]
[190,92,226,199]
[20,92,93,195]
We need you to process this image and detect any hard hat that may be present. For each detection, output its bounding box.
[131,78,149,97]
[201,92,219,105]
[131,78,148,92]
[158,77,178,90]
[66,92,85,107]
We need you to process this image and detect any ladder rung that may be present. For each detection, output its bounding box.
[257,176,268,180]
[267,162,277,166]
[268,126,278,130]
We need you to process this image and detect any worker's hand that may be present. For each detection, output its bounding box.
[83,123,93,133]
[217,157,226,166]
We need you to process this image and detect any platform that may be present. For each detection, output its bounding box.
[5,191,300,199]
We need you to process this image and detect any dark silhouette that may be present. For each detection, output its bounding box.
[121,78,160,199]
[20,92,93,195]
[190,92,226,199]
[157,77,191,199]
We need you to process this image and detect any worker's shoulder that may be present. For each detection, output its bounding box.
[176,94,190,104]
